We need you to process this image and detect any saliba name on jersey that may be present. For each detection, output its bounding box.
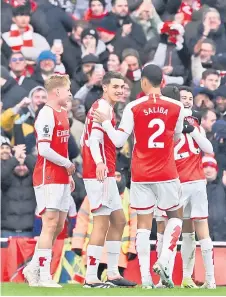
[143,106,168,116]
[57,129,70,143]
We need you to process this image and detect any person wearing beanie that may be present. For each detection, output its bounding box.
[28,50,58,89]
[72,54,100,92]
[202,155,226,241]
[80,28,109,68]
[37,50,57,66]
[2,4,50,61]
[121,48,142,101]
[1,86,48,147]
[215,85,226,118]
[0,136,12,161]
[97,14,141,59]
[84,0,108,25]
[193,86,215,110]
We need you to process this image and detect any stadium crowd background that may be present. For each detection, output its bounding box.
[1,0,226,248]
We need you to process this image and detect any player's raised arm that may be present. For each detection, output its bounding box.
[35,107,73,171]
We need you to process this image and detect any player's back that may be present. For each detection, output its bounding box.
[130,94,183,182]
[33,105,70,187]
[81,99,116,179]
[175,115,205,183]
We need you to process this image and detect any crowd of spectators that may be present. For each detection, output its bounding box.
[1,0,226,242]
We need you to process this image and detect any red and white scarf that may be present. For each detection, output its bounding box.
[9,23,33,52]
[4,0,37,11]
[158,21,184,50]
[177,0,201,25]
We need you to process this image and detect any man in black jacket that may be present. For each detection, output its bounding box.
[62,20,90,77]
[109,0,147,49]
[1,144,36,238]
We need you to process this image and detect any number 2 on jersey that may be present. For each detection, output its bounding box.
[148,119,165,148]
[174,134,200,160]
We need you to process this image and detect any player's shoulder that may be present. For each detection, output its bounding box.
[97,98,113,111]
[126,96,149,110]
[35,105,54,125]
[37,105,54,117]
[160,95,184,108]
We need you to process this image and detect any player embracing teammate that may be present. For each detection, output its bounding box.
[93,65,185,288]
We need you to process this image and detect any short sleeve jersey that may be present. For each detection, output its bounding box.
[33,105,70,187]
[81,99,116,179]
[175,116,205,183]
[118,94,184,182]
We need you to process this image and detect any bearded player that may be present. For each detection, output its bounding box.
[81,71,137,288]
[156,85,216,289]
[23,75,75,287]
[93,64,185,289]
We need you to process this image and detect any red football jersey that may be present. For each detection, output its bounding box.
[118,94,184,182]
[81,99,116,179]
[33,105,70,187]
[175,116,205,183]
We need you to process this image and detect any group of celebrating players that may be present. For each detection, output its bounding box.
[22,64,216,289]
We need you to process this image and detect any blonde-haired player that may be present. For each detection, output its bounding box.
[23,74,75,287]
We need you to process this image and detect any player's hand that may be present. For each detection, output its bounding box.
[222,171,226,186]
[127,252,137,261]
[182,120,195,133]
[96,162,108,182]
[69,176,75,192]
[66,163,76,176]
[92,109,111,124]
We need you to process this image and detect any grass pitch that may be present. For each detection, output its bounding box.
[1,283,226,296]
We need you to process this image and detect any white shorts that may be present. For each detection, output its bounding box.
[84,177,122,216]
[182,180,208,220]
[154,207,167,222]
[34,184,71,215]
[130,179,182,214]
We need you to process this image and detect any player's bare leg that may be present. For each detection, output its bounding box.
[23,210,62,287]
[181,219,197,288]
[105,209,136,287]
[195,220,216,289]
[136,212,155,289]
[153,208,182,288]
[52,211,68,244]
[84,214,110,287]
[38,210,62,287]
